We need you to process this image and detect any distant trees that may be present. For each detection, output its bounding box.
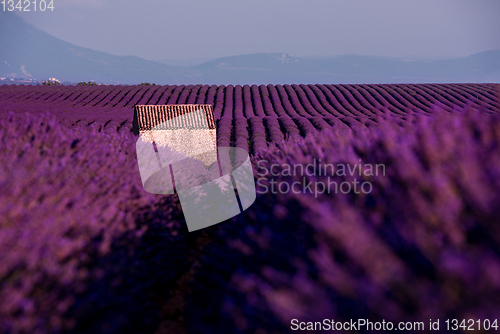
[77,81,99,86]
[41,79,60,86]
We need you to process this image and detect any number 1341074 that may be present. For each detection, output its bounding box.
[2,0,54,12]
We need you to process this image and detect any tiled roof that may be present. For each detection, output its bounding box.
[133,104,216,134]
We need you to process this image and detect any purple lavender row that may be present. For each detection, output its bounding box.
[307,85,345,118]
[234,117,250,151]
[212,85,226,120]
[93,86,126,107]
[204,85,217,106]
[217,115,232,147]
[242,84,255,118]
[258,85,277,117]
[374,85,425,114]
[404,84,454,113]
[275,84,302,118]
[250,84,266,118]
[233,85,244,118]
[156,85,176,105]
[185,85,202,104]
[290,84,320,117]
[165,85,186,105]
[262,116,285,143]
[221,85,233,119]
[382,84,430,115]
[299,84,332,117]
[429,84,496,112]
[248,116,268,153]
[315,84,353,118]
[266,84,288,117]
[278,116,302,140]
[343,84,386,118]
[195,85,210,104]
[134,85,164,105]
[173,84,191,104]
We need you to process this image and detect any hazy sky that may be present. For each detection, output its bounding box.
[15,0,500,61]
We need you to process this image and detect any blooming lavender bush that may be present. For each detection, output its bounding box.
[0,112,187,333]
[185,105,500,333]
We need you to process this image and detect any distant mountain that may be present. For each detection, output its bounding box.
[1,11,499,85]
[0,11,185,84]
[179,51,500,84]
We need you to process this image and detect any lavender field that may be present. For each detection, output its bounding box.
[1,83,500,333]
